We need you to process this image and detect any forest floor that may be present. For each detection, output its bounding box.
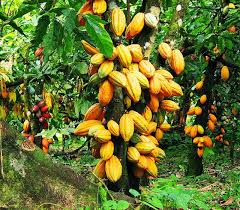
[54,143,240,209]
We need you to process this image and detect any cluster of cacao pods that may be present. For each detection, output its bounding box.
[193,135,213,157]
[187,106,202,116]
[207,113,217,132]
[215,127,228,144]
[41,137,53,153]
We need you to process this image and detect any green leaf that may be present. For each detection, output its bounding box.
[129,189,140,197]
[84,14,113,58]
[116,200,129,210]
[11,3,37,20]
[32,15,50,46]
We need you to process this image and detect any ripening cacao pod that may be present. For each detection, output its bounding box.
[90,53,105,65]
[93,0,107,15]
[197,125,204,135]
[127,44,143,62]
[88,124,105,136]
[158,43,172,59]
[137,155,148,169]
[98,80,114,106]
[108,71,127,88]
[94,129,111,143]
[156,69,173,80]
[88,64,98,76]
[131,71,149,89]
[145,122,157,135]
[98,61,114,78]
[159,123,171,132]
[74,120,102,136]
[148,93,159,113]
[144,135,158,146]
[116,44,132,67]
[0,80,8,98]
[135,141,156,155]
[150,147,165,158]
[195,80,204,90]
[203,136,213,148]
[187,107,195,115]
[155,128,164,141]
[81,40,99,55]
[197,148,204,158]
[129,110,149,133]
[107,120,120,136]
[160,100,180,112]
[77,0,93,26]
[169,49,185,75]
[221,127,225,134]
[209,114,217,123]
[144,13,158,29]
[127,147,140,163]
[168,80,183,96]
[34,47,44,57]
[190,125,198,138]
[149,74,162,94]
[23,120,30,132]
[105,155,122,182]
[200,95,207,104]
[93,159,106,178]
[119,113,134,141]
[100,141,114,160]
[133,167,145,178]
[193,137,200,144]
[84,103,103,121]
[146,157,158,177]
[125,72,141,102]
[208,120,215,132]
[139,60,155,78]
[142,106,152,122]
[111,7,126,36]
[194,106,202,115]
[129,63,139,72]
[159,79,172,97]
[125,13,145,39]
[221,66,229,81]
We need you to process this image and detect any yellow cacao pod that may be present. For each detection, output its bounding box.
[142,106,152,122]
[187,107,196,115]
[197,148,204,158]
[194,106,202,115]
[135,141,156,155]
[121,68,130,75]
[108,47,118,61]
[146,157,158,177]
[90,53,105,65]
[23,120,30,132]
[129,110,149,133]
[159,79,172,97]
[94,129,111,143]
[200,95,207,104]
[159,123,171,132]
[221,66,229,81]
[155,128,164,141]
[74,120,102,136]
[197,125,204,135]
[149,74,162,94]
[143,135,159,146]
[116,44,132,67]
[148,93,159,113]
[100,141,114,160]
[84,103,103,121]
[124,96,131,109]
[168,80,183,96]
[208,120,215,131]
[107,120,120,136]
[145,122,157,135]
[150,147,165,158]
[108,71,127,88]
[98,80,114,106]
[136,155,148,169]
[127,44,143,63]
[193,137,200,144]
[125,72,141,102]
[203,136,213,148]
[190,125,198,138]
[158,42,172,59]
[119,113,134,141]
[144,13,158,29]
[93,159,106,178]
[98,61,114,78]
[88,124,105,136]
[128,63,139,72]
[125,13,145,39]
[169,49,185,75]
[127,147,140,163]
[105,155,122,182]
[111,7,126,36]
[160,100,180,112]
[156,69,173,80]
[93,0,107,15]
[209,114,217,123]
[81,40,99,55]
[139,60,155,78]
[195,80,204,90]
[131,71,149,89]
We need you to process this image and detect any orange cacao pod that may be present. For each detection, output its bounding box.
[200,95,207,104]
[148,93,159,113]
[139,60,155,78]
[74,120,102,136]
[150,147,165,158]
[105,155,122,182]
[100,141,114,160]
[221,66,229,81]
[125,13,145,39]
[197,148,204,158]
[129,110,149,133]
[119,113,134,141]
[23,120,30,132]
[155,128,164,141]
[146,157,158,177]
[77,0,93,26]
[142,105,152,122]
[203,136,213,148]
[169,49,185,75]
[159,123,171,132]
[93,159,106,178]
[168,80,183,96]
[149,74,162,94]
[156,69,173,80]
[107,120,120,136]
[108,71,127,88]
[111,7,126,36]
[194,106,202,115]
[160,100,180,112]
[81,40,99,55]
[34,47,44,57]
[98,80,114,106]
[208,120,215,131]
[127,44,143,63]
[125,72,141,102]
[136,155,148,169]
[190,125,198,138]
[127,147,140,163]
[158,43,172,59]
[195,80,204,90]
[84,103,103,121]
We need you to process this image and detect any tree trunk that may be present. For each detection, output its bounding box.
[0,121,134,209]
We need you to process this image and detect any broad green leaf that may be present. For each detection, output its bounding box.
[11,3,37,20]
[116,200,129,210]
[129,189,140,197]
[84,14,113,58]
